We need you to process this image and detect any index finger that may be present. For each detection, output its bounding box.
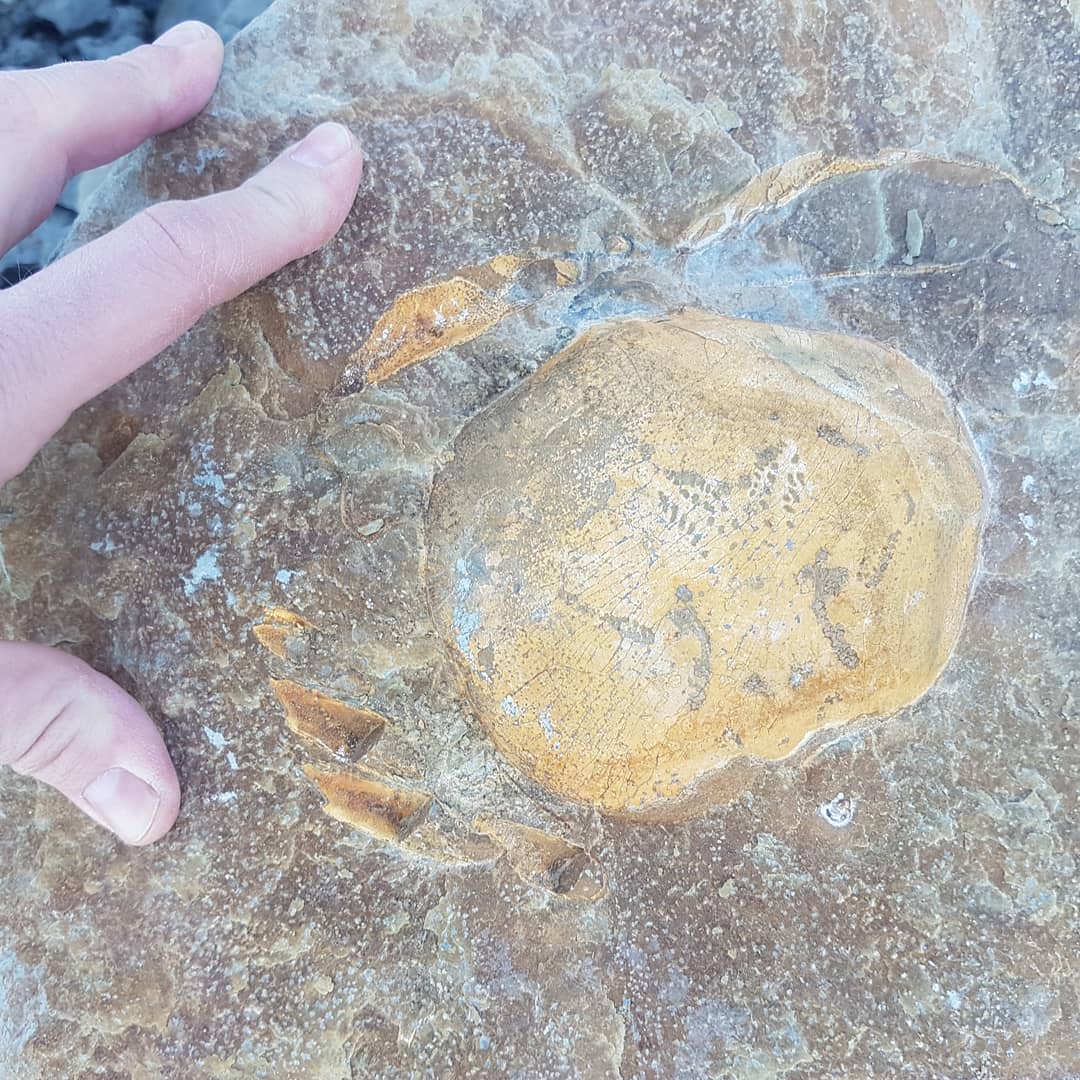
[0,122,363,484]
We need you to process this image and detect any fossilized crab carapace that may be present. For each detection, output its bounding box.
[425,311,985,814]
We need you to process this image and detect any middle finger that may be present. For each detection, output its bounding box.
[0,22,224,256]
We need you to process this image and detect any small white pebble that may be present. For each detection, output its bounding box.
[819,792,856,828]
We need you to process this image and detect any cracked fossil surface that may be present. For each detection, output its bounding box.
[427,312,985,814]
[1,0,1078,1076]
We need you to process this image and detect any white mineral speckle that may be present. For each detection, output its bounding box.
[538,708,554,741]
[176,147,228,176]
[193,462,227,496]
[1013,369,1058,395]
[183,547,222,597]
[203,726,227,750]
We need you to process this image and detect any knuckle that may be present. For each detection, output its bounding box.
[0,326,19,436]
[131,200,216,289]
[0,646,78,772]
[102,51,168,130]
[246,177,309,228]
[0,651,112,788]
[246,176,336,253]
[0,305,45,485]
[0,708,19,767]
[3,698,85,783]
[104,48,156,83]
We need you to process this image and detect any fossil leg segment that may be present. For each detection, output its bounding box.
[304,766,433,842]
[272,678,386,761]
[474,815,606,901]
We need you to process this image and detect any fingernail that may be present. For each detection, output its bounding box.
[83,768,161,844]
[290,123,354,168]
[154,20,210,48]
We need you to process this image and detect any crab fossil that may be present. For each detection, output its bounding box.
[256,150,998,898]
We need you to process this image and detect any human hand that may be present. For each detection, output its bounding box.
[0,22,364,845]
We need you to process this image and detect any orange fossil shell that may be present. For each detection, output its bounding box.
[338,253,579,389]
[426,312,985,813]
[272,679,385,760]
[253,607,318,660]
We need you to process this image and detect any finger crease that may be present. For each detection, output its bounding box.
[141,205,188,261]
[9,698,80,777]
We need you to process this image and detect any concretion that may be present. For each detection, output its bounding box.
[0,1,1076,1075]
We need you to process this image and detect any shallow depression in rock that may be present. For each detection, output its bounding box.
[425,311,986,814]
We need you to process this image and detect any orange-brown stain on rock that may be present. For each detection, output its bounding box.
[271,678,385,760]
[339,253,579,388]
[355,276,512,385]
[426,312,986,815]
[253,607,317,660]
[304,766,432,842]
[550,258,578,287]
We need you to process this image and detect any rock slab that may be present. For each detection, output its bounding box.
[0,1,1077,1076]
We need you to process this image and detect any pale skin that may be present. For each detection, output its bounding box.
[0,22,364,845]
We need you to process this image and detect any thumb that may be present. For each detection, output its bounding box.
[0,641,179,844]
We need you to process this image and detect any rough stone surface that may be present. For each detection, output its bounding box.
[1,1,1078,1076]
